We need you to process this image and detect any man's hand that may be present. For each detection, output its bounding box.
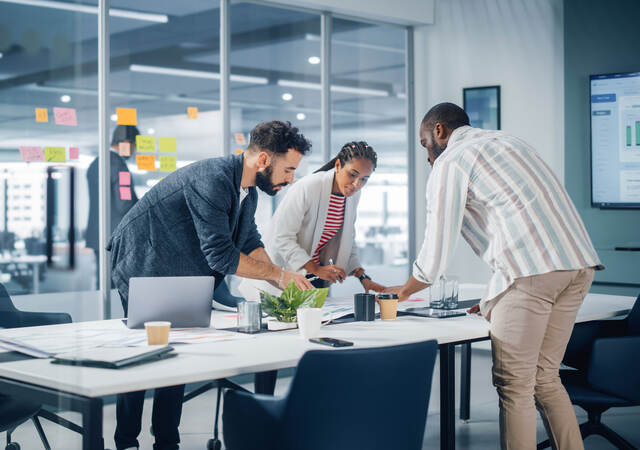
[312,265,347,284]
[281,269,314,290]
[467,303,482,316]
[362,278,386,293]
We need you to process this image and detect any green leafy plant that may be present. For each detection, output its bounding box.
[260,281,329,323]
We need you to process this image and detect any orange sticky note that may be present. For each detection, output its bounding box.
[119,186,132,201]
[234,148,243,155]
[35,108,48,123]
[118,142,131,157]
[116,107,137,125]
[119,171,131,185]
[136,154,156,171]
[234,133,246,146]
[187,107,198,119]
[69,147,79,159]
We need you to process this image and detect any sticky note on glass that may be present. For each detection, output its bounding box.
[234,133,246,146]
[158,137,177,152]
[119,186,132,201]
[187,107,198,119]
[20,146,45,162]
[119,171,131,185]
[159,155,177,172]
[69,147,79,159]
[116,107,137,125]
[35,108,48,123]
[118,142,131,156]
[136,135,155,152]
[53,107,77,126]
[234,148,243,155]
[136,154,156,171]
[44,147,66,162]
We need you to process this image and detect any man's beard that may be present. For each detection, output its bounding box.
[430,132,447,162]
[255,165,288,196]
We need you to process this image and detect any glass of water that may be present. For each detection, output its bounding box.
[237,301,261,333]
[442,276,459,309]
[429,278,445,308]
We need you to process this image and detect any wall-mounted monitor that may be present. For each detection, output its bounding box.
[590,71,640,208]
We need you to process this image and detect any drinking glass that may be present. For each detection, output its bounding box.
[442,276,459,309]
[429,278,445,308]
[237,301,261,333]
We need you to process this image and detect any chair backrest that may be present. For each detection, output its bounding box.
[279,340,438,450]
[0,282,72,328]
[0,284,19,313]
[626,294,640,336]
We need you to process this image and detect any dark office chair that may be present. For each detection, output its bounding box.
[538,295,640,450]
[222,340,439,450]
[0,283,77,450]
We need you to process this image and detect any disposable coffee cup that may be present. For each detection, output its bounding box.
[354,293,375,321]
[144,321,171,345]
[377,294,399,320]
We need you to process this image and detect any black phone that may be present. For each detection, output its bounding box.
[309,337,354,347]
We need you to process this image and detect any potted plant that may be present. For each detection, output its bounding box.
[260,281,329,330]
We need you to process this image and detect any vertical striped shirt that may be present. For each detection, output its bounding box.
[413,126,602,315]
[312,193,346,263]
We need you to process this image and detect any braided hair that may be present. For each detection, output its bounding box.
[315,141,377,173]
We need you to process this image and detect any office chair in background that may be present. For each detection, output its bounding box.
[222,340,439,450]
[538,294,640,450]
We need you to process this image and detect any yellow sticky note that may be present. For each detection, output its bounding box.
[187,107,198,119]
[116,107,137,125]
[234,148,243,155]
[136,135,156,152]
[136,154,156,171]
[158,137,177,152]
[118,142,131,156]
[234,133,246,146]
[159,156,177,172]
[35,108,48,123]
[44,147,66,162]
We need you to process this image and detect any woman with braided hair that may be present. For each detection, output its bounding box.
[239,140,386,300]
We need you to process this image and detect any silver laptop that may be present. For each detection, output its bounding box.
[126,276,215,329]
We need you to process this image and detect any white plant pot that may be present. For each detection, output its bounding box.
[266,319,298,331]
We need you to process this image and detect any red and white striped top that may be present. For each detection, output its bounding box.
[311,193,345,264]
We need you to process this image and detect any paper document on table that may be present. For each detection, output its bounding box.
[104,328,255,347]
[322,297,356,321]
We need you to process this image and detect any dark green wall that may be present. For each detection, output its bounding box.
[564,0,640,295]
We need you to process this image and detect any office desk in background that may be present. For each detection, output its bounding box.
[0,287,634,450]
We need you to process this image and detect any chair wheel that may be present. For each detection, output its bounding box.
[6,443,20,450]
[207,438,221,450]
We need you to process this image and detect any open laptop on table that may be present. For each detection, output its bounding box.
[125,276,215,329]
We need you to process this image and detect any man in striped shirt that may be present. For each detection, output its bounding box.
[391,103,602,449]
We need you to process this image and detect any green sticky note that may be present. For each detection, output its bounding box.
[159,156,177,172]
[44,147,66,162]
[136,135,156,152]
[158,137,177,152]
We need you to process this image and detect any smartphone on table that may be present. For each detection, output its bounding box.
[309,337,353,347]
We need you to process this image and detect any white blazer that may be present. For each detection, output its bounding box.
[239,169,361,301]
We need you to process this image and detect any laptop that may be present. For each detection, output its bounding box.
[126,276,215,329]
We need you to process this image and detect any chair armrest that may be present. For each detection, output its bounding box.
[587,335,640,403]
[222,389,285,450]
[563,319,625,370]
[0,311,71,328]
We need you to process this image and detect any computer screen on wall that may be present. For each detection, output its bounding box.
[590,71,640,208]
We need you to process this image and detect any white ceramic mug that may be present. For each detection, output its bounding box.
[296,307,324,339]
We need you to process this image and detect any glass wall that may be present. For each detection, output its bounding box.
[330,19,408,295]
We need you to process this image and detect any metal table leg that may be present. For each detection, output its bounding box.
[460,342,471,421]
[81,397,103,450]
[440,343,455,450]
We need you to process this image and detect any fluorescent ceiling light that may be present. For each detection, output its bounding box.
[147,128,155,135]
[129,64,268,85]
[1,0,169,23]
[296,113,306,120]
[281,92,293,101]
[277,79,389,97]
[60,94,71,103]
[308,56,320,65]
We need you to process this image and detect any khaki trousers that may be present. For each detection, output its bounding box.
[490,268,595,450]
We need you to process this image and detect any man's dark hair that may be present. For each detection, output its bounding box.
[248,120,311,156]
[111,125,140,147]
[421,102,470,131]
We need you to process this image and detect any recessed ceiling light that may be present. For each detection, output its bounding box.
[147,128,155,135]
[308,56,320,65]
[110,114,118,122]
[60,94,71,103]
[296,113,306,120]
[282,93,293,101]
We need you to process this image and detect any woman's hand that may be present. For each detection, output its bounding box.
[362,278,386,293]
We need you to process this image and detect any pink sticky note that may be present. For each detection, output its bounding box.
[19,146,45,162]
[119,186,132,201]
[119,171,131,186]
[53,107,78,126]
[69,147,79,159]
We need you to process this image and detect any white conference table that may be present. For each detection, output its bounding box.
[0,288,634,450]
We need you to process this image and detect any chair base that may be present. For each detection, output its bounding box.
[537,410,636,450]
